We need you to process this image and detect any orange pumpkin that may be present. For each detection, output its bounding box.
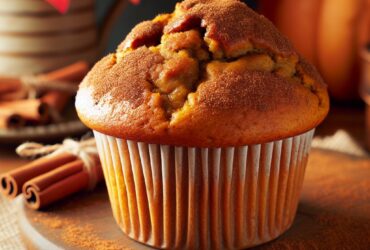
[259,0,370,100]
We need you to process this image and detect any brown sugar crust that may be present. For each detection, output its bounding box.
[120,15,170,50]
[164,0,295,58]
[76,0,329,147]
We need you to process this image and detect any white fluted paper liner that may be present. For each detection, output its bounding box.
[94,129,315,249]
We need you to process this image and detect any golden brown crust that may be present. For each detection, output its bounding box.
[165,0,296,58]
[76,0,329,147]
[119,20,165,51]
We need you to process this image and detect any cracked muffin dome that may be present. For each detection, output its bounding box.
[76,0,329,147]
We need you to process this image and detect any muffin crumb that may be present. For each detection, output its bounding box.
[113,0,321,118]
[76,0,329,147]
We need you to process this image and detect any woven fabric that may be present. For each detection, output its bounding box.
[312,129,369,157]
[0,195,25,250]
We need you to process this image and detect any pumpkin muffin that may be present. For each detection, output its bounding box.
[76,0,329,249]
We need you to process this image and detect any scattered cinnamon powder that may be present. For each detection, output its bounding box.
[28,150,370,249]
[30,186,134,250]
[32,213,131,250]
[62,223,125,250]
[33,216,63,229]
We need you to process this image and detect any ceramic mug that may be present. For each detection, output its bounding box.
[0,0,128,76]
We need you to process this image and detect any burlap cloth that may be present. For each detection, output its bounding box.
[0,195,24,250]
[0,130,368,249]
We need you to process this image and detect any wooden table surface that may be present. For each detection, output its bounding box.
[18,149,370,250]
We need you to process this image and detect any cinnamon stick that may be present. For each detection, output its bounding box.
[0,61,89,127]
[0,99,49,126]
[0,153,76,198]
[0,76,23,95]
[1,138,102,209]
[40,61,90,114]
[23,158,103,210]
[0,61,89,97]
[41,92,70,115]
[0,109,25,129]
[42,61,89,82]
[0,89,27,102]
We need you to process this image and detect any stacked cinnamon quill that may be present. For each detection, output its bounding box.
[0,138,103,210]
[0,61,89,129]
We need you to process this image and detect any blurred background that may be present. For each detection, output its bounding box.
[97,0,257,52]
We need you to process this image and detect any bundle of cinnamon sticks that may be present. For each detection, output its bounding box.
[0,138,103,210]
[0,61,89,129]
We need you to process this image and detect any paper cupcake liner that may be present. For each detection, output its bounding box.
[94,129,315,249]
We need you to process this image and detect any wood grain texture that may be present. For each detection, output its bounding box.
[257,149,370,250]
[17,149,370,250]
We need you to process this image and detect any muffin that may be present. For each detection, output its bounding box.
[76,0,329,249]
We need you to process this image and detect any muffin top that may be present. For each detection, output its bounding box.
[76,0,329,147]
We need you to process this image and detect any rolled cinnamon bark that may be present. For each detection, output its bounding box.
[40,61,90,114]
[0,61,89,96]
[0,89,27,102]
[0,108,25,129]
[42,61,89,82]
[0,62,89,125]
[23,158,103,210]
[0,99,50,125]
[0,153,76,198]
[0,76,22,95]
[41,92,70,115]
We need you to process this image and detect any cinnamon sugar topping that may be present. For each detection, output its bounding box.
[76,0,329,147]
[111,0,320,118]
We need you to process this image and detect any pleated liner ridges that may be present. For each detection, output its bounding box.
[94,129,315,250]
